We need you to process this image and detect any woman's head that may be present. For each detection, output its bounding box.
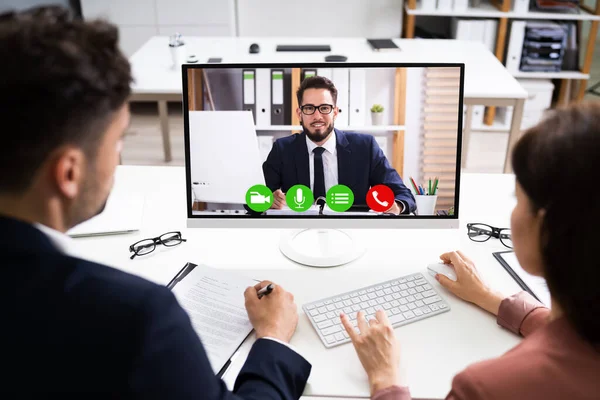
[511,102,600,345]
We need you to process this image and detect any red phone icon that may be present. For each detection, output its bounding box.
[366,185,394,212]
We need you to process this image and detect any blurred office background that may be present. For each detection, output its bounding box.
[2,0,599,172]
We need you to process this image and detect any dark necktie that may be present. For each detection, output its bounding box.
[313,147,326,200]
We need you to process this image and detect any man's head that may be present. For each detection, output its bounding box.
[0,6,132,231]
[296,76,338,144]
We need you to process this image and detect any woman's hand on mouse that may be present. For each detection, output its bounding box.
[340,310,401,396]
[438,251,504,316]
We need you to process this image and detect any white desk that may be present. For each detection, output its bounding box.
[129,36,528,172]
[71,165,525,400]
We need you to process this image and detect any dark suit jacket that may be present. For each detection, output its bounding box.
[263,129,416,213]
[1,215,311,397]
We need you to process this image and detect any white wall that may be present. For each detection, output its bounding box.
[356,67,423,181]
[236,0,403,37]
[81,0,236,57]
[403,68,423,183]
[81,0,404,56]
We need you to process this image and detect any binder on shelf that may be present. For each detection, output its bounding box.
[317,68,333,80]
[271,69,285,125]
[242,69,256,123]
[421,0,436,11]
[451,18,471,41]
[483,20,498,54]
[255,68,271,126]
[332,68,349,127]
[436,0,452,11]
[513,0,530,13]
[453,0,469,12]
[470,20,485,45]
[462,105,485,129]
[471,105,485,128]
[505,21,526,74]
[349,68,366,126]
[257,135,274,162]
[302,68,317,81]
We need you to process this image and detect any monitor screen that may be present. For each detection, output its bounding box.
[183,63,464,228]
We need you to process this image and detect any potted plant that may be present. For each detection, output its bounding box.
[370,104,384,125]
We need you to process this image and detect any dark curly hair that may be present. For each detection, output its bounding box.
[511,101,600,347]
[0,5,132,193]
[296,75,338,106]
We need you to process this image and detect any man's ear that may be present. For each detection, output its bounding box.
[537,208,546,219]
[296,107,302,121]
[52,147,86,200]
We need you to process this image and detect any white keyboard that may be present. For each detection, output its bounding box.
[302,272,450,348]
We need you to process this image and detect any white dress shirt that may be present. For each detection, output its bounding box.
[306,130,338,196]
[35,223,79,257]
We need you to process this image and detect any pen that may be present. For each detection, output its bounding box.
[409,176,419,195]
[257,283,274,299]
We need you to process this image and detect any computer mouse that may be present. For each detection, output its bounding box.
[325,54,347,62]
[249,43,260,54]
[427,263,457,282]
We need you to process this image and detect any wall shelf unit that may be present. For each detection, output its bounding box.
[403,0,600,125]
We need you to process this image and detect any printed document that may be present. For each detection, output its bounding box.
[171,264,256,374]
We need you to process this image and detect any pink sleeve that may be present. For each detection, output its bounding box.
[372,385,412,400]
[496,291,551,337]
[446,368,487,400]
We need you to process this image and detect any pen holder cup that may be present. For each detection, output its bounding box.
[169,45,187,69]
[415,195,437,215]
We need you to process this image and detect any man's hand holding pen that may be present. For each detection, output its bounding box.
[244,281,298,343]
[270,189,286,209]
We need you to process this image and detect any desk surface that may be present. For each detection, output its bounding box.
[70,166,525,399]
[130,36,527,100]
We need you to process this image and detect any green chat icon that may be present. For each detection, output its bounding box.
[246,184,273,213]
[326,185,354,212]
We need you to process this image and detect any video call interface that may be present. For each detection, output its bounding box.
[184,64,463,218]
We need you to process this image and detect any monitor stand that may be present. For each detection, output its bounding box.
[279,229,365,267]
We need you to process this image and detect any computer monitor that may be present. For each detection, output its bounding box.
[183,62,464,267]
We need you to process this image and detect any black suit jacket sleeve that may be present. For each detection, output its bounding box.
[369,137,416,214]
[129,285,311,399]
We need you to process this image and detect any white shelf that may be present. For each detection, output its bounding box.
[468,120,509,132]
[511,71,590,79]
[508,8,600,21]
[255,125,302,131]
[256,125,406,131]
[405,3,600,21]
[406,2,505,18]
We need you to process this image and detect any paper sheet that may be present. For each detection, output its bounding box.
[171,264,256,374]
[497,251,551,307]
